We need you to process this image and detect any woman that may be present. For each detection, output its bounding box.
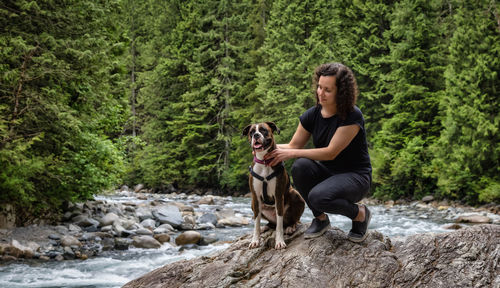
[265,62,372,242]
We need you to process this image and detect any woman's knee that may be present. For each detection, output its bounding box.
[291,158,315,179]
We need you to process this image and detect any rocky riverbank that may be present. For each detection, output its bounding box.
[0,186,250,262]
[0,186,498,263]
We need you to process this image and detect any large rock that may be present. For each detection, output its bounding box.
[152,205,183,228]
[175,231,201,246]
[99,212,119,227]
[123,224,500,288]
[132,236,162,249]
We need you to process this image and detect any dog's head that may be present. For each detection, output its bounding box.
[242,122,280,152]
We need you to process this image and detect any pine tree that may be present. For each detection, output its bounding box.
[371,0,449,199]
[432,0,500,203]
[0,0,128,217]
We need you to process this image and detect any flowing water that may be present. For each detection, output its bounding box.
[0,193,493,288]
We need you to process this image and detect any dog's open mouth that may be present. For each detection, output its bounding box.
[253,139,266,151]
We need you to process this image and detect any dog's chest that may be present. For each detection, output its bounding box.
[252,164,277,201]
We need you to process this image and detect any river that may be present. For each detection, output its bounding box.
[0,193,492,288]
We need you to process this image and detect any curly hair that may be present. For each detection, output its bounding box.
[312,63,359,120]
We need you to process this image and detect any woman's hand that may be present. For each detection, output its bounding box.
[264,148,295,167]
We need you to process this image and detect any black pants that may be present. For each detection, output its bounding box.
[291,158,371,219]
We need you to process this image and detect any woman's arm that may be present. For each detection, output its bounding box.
[266,124,360,166]
[277,123,311,150]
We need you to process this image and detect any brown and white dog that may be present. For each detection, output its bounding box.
[242,122,305,249]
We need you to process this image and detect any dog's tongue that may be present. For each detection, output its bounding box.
[254,143,263,149]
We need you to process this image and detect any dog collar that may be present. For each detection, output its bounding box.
[253,156,274,166]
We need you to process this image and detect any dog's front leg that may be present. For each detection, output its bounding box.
[275,213,286,249]
[249,204,261,248]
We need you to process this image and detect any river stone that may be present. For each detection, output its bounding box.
[140,219,156,230]
[63,246,75,260]
[154,234,171,244]
[113,222,126,236]
[198,213,218,226]
[115,238,132,250]
[136,228,153,236]
[422,195,434,203]
[455,214,492,224]
[48,234,61,240]
[99,212,119,227]
[152,205,183,228]
[123,224,500,288]
[132,236,162,249]
[101,237,115,251]
[55,225,69,234]
[72,215,99,227]
[61,235,82,247]
[134,184,145,192]
[175,231,201,246]
[156,223,174,231]
[196,196,215,205]
[9,240,29,258]
[136,206,153,221]
[217,216,249,227]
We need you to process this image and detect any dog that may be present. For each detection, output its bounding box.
[242,122,305,249]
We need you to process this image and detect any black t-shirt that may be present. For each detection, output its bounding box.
[299,105,372,175]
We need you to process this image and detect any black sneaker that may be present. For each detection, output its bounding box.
[348,205,371,243]
[304,215,330,239]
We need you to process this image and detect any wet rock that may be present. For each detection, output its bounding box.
[140,219,156,230]
[115,238,132,250]
[48,234,61,241]
[422,195,434,203]
[63,246,75,260]
[175,231,201,246]
[136,228,153,236]
[61,235,82,247]
[455,214,492,224]
[154,234,171,244]
[135,206,153,221]
[198,213,218,226]
[99,212,119,227]
[132,236,162,249]
[442,223,463,230]
[197,196,215,205]
[199,234,217,246]
[9,240,32,258]
[72,215,99,228]
[101,237,115,251]
[152,205,183,228]
[123,225,500,288]
[134,184,145,193]
[217,216,249,227]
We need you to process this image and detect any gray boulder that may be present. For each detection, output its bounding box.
[132,236,162,249]
[123,224,500,288]
[99,212,119,227]
[152,205,183,228]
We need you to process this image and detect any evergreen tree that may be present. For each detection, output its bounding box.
[432,0,500,203]
[0,0,128,218]
[371,0,448,200]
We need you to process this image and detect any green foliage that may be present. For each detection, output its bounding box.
[2,0,499,212]
[431,1,500,204]
[0,0,128,218]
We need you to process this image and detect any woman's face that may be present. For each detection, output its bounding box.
[317,76,337,107]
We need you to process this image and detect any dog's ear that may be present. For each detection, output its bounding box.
[242,124,252,138]
[266,122,280,135]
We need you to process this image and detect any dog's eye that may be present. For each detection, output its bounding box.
[259,127,267,135]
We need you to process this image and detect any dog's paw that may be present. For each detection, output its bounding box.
[249,240,260,249]
[285,224,297,235]
[275,240,286,250]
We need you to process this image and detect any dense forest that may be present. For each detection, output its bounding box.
[1,0,499,220]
